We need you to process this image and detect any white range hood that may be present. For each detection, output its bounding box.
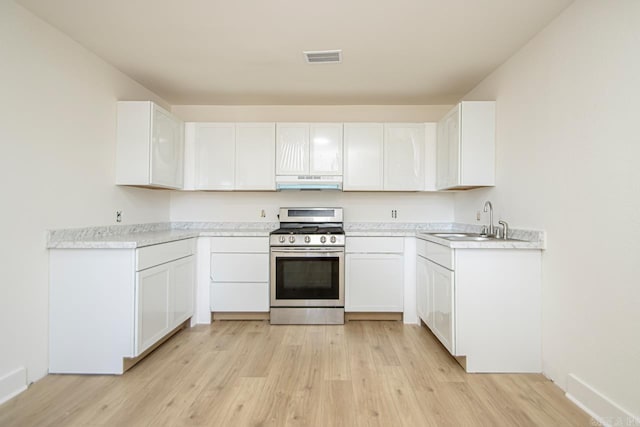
[275,175,342,191]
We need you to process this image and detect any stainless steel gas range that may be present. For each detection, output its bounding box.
[269,207,345,325]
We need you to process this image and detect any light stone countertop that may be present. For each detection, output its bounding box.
[345,222,545,249]
[47,222,277,249]
[47,221,545,250]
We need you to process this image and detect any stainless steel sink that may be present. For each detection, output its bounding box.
[447,236,492,241]
[431,233,472,238]
[425,232,523,242]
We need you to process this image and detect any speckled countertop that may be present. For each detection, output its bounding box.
[345,222,545,249]
[47,221,545,250]
[47,222,277,249]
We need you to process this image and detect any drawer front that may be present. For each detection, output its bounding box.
[211,237,269,253]
[210,282,269,312]
[137,239,195,271]
[211,253,269,282]
[345,237,404,254]
[418,239,454,270]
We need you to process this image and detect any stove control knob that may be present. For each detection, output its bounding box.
[279,236,286,243]
[304,236,311,243]
[330,236,337,244]
[289,236,296,243]
[320,236,327,244]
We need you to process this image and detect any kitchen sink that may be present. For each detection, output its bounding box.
[430,233,472,237]
[425,232,523,242]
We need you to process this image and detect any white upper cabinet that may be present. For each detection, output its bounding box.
[276,123,343,176]
[343,123,384,190]
[383,124,425,191]
[185,122,276,191]
[193,123,235,190]
[436,101,495,190]
[116,101,184,189]
[276,123,310,175]
[344,123,427,191]
[309,124,343,175]
[235,123,276,190]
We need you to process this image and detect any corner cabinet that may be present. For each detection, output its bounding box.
[436,101,495,190]
[116,101,184,189]
[49,239,196,374]
[416,237,541,372]
[184,123,275,191]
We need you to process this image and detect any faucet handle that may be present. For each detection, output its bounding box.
[480,225,489,236]
[498,220,509,240]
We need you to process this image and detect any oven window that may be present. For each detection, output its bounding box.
[276,257,339,300]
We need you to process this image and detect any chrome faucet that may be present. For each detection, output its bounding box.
[498,220,509,240]
[483,201,494,236]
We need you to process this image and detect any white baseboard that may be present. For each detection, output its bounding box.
[566,374,639,427]
[0,367,27,405]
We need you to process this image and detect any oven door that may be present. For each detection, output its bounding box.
[270,247,344,307]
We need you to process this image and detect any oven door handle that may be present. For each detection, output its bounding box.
[271,248,344,254]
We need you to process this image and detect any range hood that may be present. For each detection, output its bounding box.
[276,175,342,191]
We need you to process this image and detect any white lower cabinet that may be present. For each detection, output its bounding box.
[49,239,196,374]
[136,264,171,355]
[345,237,404,312]
[210,237,270,312]
[136,254,195,355]
[415,255,432,328]
[416,238,541,373]
[428,259,455,354]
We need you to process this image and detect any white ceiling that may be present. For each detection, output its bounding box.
[18,0,573,105]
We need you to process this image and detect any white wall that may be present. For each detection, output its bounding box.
[455,0,640,419]
[171,191,454,223]
[170,105,454,223]
[0,1,171,401]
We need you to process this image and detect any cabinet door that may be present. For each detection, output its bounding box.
[194,123,235,190]
[416,255,431,326]
[211,253,269,282]
[436,106,461,190]
[310,123,343,175]
[383,124,425,191]
[446,109,460,188]
[345,253,404,311]
[136,264,170,355]
[427,259,455,354]
[343,123,384,191]
[436,116,449,189]
[235,123,276,190]
[276,123,309,175]
[170,256,195,326]
[211,282,269,312]
[150,104,184,188]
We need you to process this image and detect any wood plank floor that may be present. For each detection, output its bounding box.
[0,321,594,426]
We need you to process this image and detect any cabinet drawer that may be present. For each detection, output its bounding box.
[137,239,195,271]
[346,237,404,254]
[210,282,269,312]
[211,237,269,253]
[211,253,269,282]
[417,239,454,270]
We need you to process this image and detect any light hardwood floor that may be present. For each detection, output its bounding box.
[0,321,593,426]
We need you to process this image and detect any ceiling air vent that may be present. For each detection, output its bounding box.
[303,50,342,64]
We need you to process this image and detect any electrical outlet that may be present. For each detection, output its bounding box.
[391,209,398,219]
[116,210,122,223]
[476,211,481,221]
